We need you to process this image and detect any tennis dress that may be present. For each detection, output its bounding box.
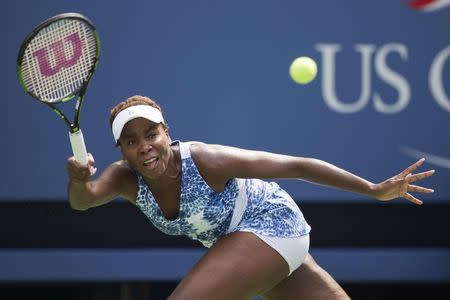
[135,141,311,248]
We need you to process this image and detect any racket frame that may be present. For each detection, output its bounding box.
[16,12,100,134]
[16,13,100,164]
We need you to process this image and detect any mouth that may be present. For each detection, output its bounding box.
[143,157,159,169]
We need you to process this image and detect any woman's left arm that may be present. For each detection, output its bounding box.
[192,144,434,205]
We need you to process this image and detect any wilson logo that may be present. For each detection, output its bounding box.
[32,32,83,77]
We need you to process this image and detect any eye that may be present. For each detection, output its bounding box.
[126,139,136,146]
[146,132,158,139]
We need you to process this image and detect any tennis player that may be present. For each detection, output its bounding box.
[67,95,435,300]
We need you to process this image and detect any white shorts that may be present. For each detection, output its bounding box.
[254,233,310,276]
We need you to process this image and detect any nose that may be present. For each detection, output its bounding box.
[139,141,152,154]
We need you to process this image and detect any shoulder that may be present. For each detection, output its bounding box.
[189,142,234,155]
[189,142,240,172]
[189,142,251,162]
[188,142,236,190]
[189,142,225,162]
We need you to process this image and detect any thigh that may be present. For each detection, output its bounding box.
[168,232,289,300]
[262,254,350,300]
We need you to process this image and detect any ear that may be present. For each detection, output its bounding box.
[118,145,127,161]
[164,128,171,140]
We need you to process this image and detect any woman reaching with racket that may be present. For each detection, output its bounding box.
[67,95,435,300]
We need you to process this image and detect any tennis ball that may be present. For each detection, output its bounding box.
[289,56,317,84]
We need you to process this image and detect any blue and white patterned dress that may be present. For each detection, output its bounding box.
[135,141,311,247]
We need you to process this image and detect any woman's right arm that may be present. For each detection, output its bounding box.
[67,154,136,210]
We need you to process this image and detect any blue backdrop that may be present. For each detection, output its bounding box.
[1,0,448,202]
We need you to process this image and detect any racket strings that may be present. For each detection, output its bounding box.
[20,19,97,103]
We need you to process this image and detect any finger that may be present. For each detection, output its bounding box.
[407,184,434,193]
[89,166,97,176]
[67,156,80,167]
[67,158,84,174]
[408,169,435,183]
[69,157,87,169]
[403,193,423,205]
[400,158,425,176]
[87,153,96,165]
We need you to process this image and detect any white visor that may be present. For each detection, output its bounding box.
[112,105,165,142]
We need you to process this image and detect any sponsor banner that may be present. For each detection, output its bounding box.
[1,1,448,201]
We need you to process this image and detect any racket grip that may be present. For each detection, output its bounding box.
[69,130,88,164]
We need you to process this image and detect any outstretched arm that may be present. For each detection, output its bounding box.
[67,154,136,210]
[192,144,434,205]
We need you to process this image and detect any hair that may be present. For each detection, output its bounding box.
[109,95,168,129]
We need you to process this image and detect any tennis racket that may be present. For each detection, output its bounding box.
[17,12,100,164]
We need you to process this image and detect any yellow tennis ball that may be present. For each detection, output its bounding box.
[289,56,317,84]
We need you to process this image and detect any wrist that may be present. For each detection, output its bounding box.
[69,175,90,185]
[367,182,379,199]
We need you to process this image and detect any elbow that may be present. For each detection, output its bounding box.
[70,203,89,211]
[69,197,91,211]
[69,201,89,211]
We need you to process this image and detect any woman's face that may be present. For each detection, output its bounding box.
[118,117,171,179]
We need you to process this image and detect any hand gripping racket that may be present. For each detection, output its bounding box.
[17,13,100,164]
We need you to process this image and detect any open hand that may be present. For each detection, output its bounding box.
[373,158,434,205]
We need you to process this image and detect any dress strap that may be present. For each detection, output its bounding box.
[179,141,192,159]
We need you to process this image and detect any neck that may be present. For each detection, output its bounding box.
[165,144,181,179]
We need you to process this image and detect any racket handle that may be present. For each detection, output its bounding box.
[69,129,88,164]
